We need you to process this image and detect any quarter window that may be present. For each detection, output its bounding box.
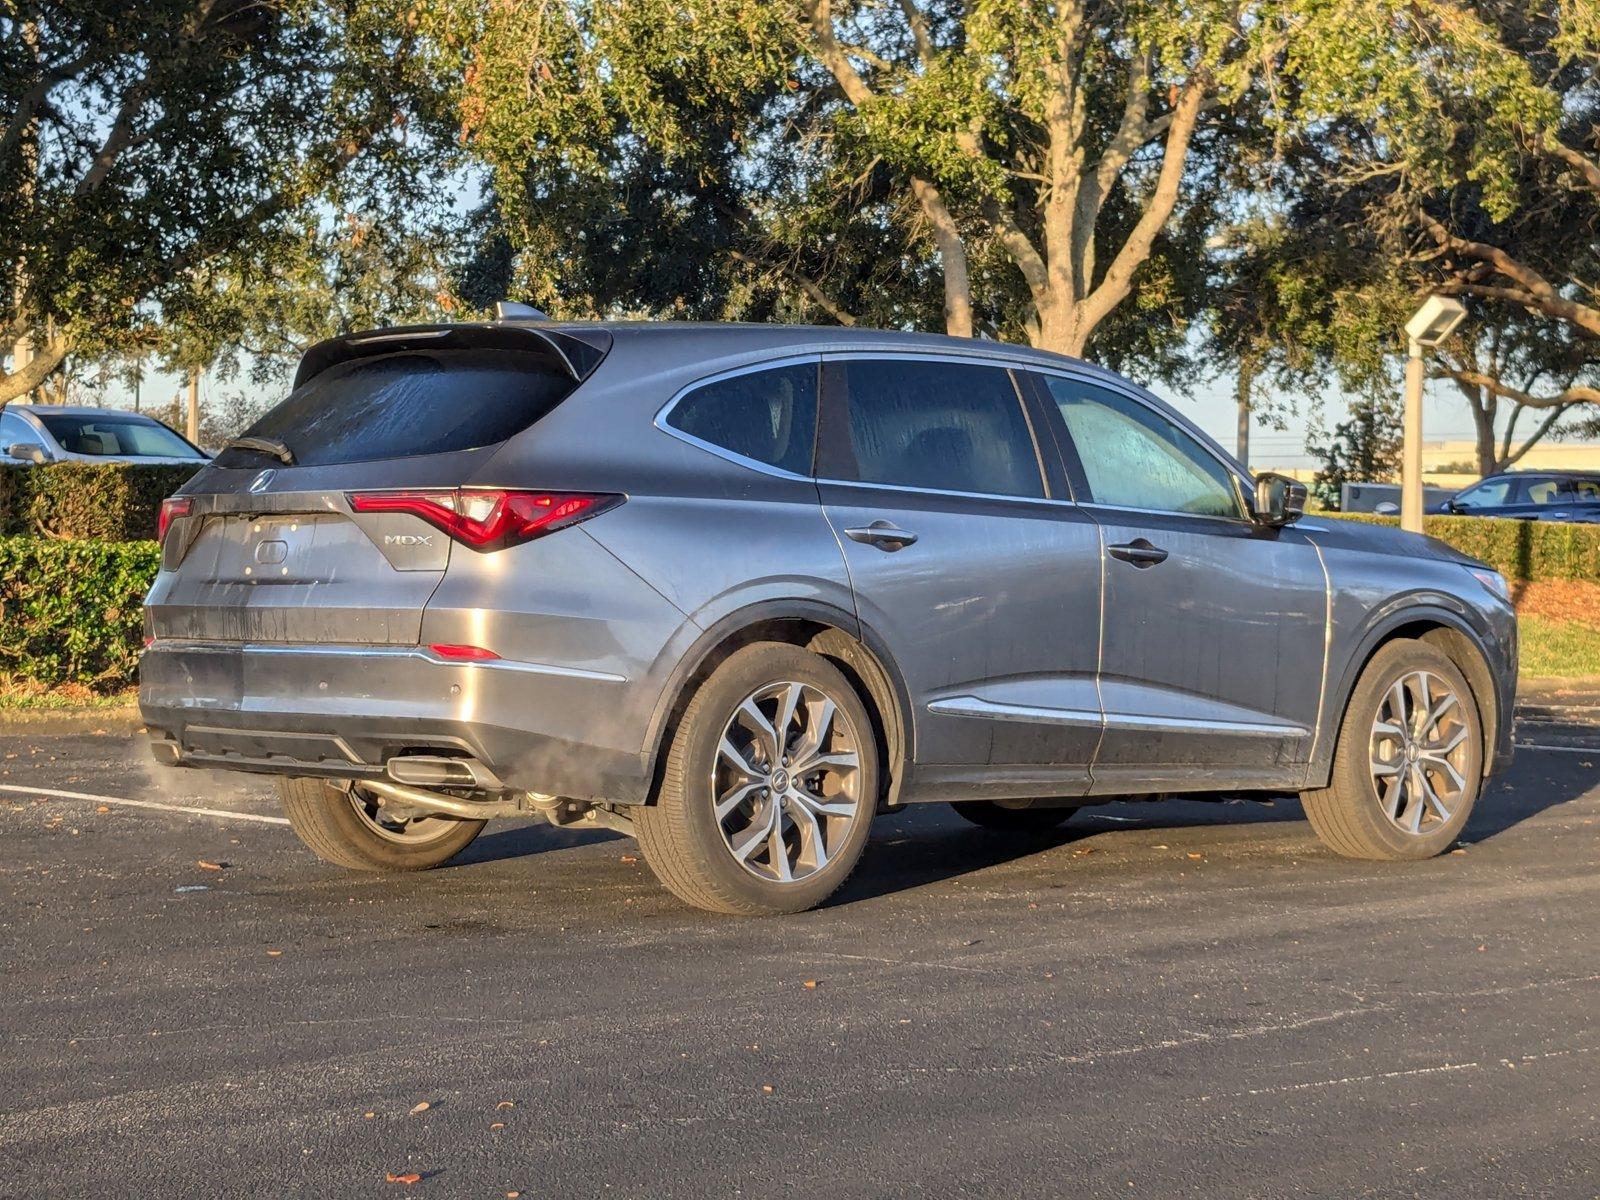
[1041,376,1243,518]
[666,362,818,476]
[830,359,1044,498]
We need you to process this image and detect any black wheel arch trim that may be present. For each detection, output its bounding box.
[1311,594,1511,786]
[640,597,915,806]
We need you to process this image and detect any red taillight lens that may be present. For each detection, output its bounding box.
[428,643,501,661]
[158,497,192,545]
[347,489,621,551]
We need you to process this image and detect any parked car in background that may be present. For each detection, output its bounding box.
[0,405,210,465]
[140,319,1517,915]
[1436,470,1600,522]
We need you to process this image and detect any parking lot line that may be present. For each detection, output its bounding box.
[0,783,290,826]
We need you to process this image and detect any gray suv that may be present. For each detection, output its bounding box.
[140,320,1517,914]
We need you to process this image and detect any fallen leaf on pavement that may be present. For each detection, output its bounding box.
[1187,853,1204,860]
[490,1122,505,1130]
[761,1084,774,1094]
[620,854,638,864]
[266,949,283,957]
[409,1101,430,1115]
[197,860,226,871]
[803,980,818,989]
[96,805,109,813]
[385,1172,422,1185]
[495,1101,514,1110]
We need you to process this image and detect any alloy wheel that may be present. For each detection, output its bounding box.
[347,786,464,845]
[1368,670,1472,835]
[711,680,865,884]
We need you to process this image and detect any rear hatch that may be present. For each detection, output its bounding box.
[147,324,609,646]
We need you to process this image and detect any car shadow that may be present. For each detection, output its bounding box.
[447,819,622,867]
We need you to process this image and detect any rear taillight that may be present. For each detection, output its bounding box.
[157,497,192,545]
[347,488,622,551]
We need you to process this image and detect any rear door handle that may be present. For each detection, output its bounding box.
[844,521,919,552]
[1107,538,1168,568]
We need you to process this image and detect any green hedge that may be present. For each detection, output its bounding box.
[1335,513,1600,581]
[0,462,201,540]
[0,537,161,690]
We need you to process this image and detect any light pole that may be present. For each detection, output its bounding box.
[1400,296,1468,533]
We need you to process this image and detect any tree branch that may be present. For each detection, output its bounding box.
[1442,367,1600,409]
[727,248,857,326]
[1420,211,1600,338]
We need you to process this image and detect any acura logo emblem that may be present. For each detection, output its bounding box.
[248,469,275,494]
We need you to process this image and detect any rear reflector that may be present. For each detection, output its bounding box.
[348,488,621,551]
[158,497,192,545]
[428,643,500,661]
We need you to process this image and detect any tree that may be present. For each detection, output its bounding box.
[1307,399,1402,509]
[1,0,460,407]
[451,0,1289,368]
[1270,0,1600,469]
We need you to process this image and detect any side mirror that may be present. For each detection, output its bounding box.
[1374,500,1400,516]
[1252,472,1307,527]
[5,442,49,465]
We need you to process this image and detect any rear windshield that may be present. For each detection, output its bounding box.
[215,350,577,469]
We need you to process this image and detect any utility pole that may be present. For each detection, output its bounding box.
[1235,362,1254,468]
[1400,296,1468,534]
[187,367,201,444]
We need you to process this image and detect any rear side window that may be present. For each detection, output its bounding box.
[828,359,1043,498]
[665,362,818,476]
[215,350,577,469]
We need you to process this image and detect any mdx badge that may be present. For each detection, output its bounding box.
[385,534,433,547]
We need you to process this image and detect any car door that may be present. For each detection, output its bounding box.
[1025,371,1328,792]
[815,355,1104,797]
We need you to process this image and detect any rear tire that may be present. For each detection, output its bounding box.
[279,777,486,871]
[635,642,879,915]
[1301,640,1483,861]
[950,800,1078,832]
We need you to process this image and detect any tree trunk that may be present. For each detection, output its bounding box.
[910,177,973,338]
[1462,381,1497,479]
[1235,362,1255,467]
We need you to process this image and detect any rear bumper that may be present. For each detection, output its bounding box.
[137,640,654,803]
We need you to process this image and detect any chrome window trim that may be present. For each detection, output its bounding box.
[144,640,629,683]
[652,354,822,482]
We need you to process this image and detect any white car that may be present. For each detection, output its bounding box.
[0,404,210,465]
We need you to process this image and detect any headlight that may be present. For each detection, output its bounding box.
[1468,567,1510,604]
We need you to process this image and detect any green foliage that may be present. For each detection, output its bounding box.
[0,463,199,540]
[1337,515,1600,582]
[2,0,465,401]
[0,537,160,689]
[1306,402,1402,509]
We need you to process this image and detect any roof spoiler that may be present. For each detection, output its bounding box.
[292,323,612,390]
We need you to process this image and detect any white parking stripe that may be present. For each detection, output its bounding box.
[0,783,290,826]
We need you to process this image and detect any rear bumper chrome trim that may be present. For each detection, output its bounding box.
[145,640,628,684]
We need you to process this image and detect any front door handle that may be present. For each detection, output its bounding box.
[844,520,919,552]
[1107,538,1168,568]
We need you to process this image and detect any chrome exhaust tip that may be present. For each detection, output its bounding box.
[385,755,502,789]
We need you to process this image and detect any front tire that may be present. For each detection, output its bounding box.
[279,778,486,871]
[1301,640,1483,861]
[635,642,879,915]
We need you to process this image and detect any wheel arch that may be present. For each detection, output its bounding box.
[641,600,912,809]
[1311,603,1502,788]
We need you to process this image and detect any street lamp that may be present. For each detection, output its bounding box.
[1399,295,1468,533]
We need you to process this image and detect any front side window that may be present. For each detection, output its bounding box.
[831,359,1044,498]
[665,362,817,476]
[1041,376,1243,518]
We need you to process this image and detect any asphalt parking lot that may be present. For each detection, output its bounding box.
[2,688,1598,1199]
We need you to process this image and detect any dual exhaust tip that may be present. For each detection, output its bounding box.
[385,754,501,790]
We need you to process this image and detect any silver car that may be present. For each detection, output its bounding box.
[2,404,209,465]
[140,320,1517,914]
